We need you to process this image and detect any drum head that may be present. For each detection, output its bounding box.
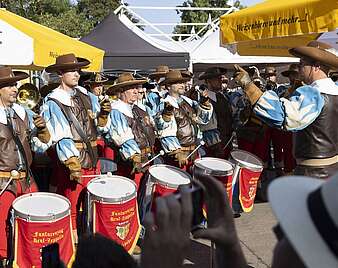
[13,193,70,221]
[149,164,191,188]
[194,157,233,176]
[87,175,137,203]
[231,150,263,171]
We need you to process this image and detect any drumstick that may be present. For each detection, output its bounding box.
[141,150,165,168]
[185,140,205,160]
[81,172,113,178]
[0,170,19,196]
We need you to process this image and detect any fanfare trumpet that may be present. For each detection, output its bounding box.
[17,83,41,110]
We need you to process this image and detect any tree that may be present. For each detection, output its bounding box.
[173,0,243,39]
[76,0,120,28]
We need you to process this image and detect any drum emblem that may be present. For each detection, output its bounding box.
[116,223,130,240]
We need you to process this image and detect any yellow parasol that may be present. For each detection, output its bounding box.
[0,9,104,71]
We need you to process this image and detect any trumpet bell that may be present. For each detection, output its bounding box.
[17,83,41,110]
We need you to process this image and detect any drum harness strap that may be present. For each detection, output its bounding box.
[0,108,32,196]
[49,97,97,168]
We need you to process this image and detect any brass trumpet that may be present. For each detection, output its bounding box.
[17,83,41,110]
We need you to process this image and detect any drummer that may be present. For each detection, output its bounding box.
[198,67,233,158]
[234,41,338,179]
[41,54,112,241]
[0,67,51,264]
[154,70,213,171]
[103,73,156,188]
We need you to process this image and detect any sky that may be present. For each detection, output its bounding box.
[124,0,263,33]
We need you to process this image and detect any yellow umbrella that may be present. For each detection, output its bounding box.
[220,0,338,55]
[0,9,104,72]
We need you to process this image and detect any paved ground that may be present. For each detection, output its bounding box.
[184,202,277,268]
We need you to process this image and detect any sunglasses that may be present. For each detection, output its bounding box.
[273,224,285,241]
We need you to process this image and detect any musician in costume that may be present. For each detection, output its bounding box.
[102,73,156,188]
[41,54,111,240]
[155,70,213,170]
[146,65,169,117]
[83,73,115,160]
[234,42,338,179]
[198,67,233,158]
[0,67,51,264]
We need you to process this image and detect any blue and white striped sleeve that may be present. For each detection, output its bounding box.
[105,109,141,160]
[191,99,213,125]
[40,100,80,161]
[253,85,324,131]
[146,92,161,117]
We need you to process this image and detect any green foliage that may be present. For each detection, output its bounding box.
[0,0,121,37]
[173,0,244,38]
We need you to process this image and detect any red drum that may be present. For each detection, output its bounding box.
[148,164,191,209]
[12,193,74,268]
[230,150,263,212]
[86,175,140,254]
[193,157,234,204]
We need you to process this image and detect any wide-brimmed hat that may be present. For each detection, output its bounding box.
[84,73,108,85]
[262,66,277,76]
[45,53,90,73]
[281,64,300,77]
[106,73,146,95]
[289,42,338,69]
[181,70,193,79]
[159,69,190,86]
[148,65,170,80]
[268,174,338,268]
[198,67,227,80]
[0,67,29,87]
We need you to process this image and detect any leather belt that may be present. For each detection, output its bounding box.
[181,145,196,152]
[296,155,338,166]
[0,170,26,180]
[74,140,97,150]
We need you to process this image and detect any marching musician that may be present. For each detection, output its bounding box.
[198,67,233,158]
[83,73,115,160]
[146,65,169,117]
[102,73,156,188]
[234,41,338,179]
[0,67,51,265]
[155,70,212,170]
[41,54,111,241]
[84,72,108,97]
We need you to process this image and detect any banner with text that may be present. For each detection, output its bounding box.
[93,198,141,254]
[13,216,74,268]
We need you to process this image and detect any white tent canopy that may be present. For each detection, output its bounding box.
[118,14,298,71]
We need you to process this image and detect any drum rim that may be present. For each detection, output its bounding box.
[87,175,137,203]
[149,164,192,188]
[230,149,263,172]
[194,157,234,176]
[12,192,71,222]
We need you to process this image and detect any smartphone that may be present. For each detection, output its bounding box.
[174,182,205,231]
[41,243,60,268]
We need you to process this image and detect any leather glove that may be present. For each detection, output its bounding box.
[175,151,188,168]
[130,153,143,174]
[199,89,211,110]
[64,156,82,181]
[233,64,252,88]
[234,64,263,105]
[33,115,50,143]
[98,99,111,127]
[162,102,175,122]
